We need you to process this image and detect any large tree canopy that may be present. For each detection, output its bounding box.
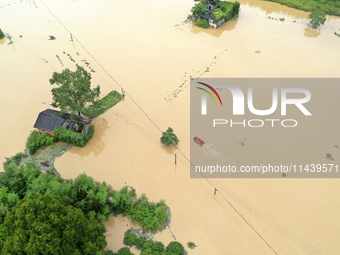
[50,66,101,116]
[2,193,107,255]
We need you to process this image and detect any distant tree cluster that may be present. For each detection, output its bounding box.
[123,229,184,255]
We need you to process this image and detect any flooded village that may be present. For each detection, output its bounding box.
[0,0,340,254]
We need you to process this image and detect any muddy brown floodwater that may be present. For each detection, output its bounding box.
[1,0,340,254]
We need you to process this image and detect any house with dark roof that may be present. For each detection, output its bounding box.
[200,0,225,28]
[34,109,92,136]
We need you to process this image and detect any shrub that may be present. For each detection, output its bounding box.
[53,124,94,147]
[165,242,184,255]
[128,197,168,232]
[3,152,25,168]
[189,2,207,21]
[26,130,56,155]
[0,29,4,39]
[233,1,240,15]
[115,247,134,255]
[187,241,196,249]
[123,230,137,247]
[142,240,154,249]
[160,127,179,147]
[197,19,209,28]
[135,236,146,249]
[153,242,165,252]
[110,186,135,215]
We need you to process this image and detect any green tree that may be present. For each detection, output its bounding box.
[50,66,101,117]
[123,230,137,247]
[309,11,327,28]
[165,241,184,255]
[2,193,107,255]
[0,162,40,200]
[0,29,4,40]
[188,2,207,21]
[161,127,179,147]
[114,247,134,255]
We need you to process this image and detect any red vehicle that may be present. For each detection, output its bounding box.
[193,136,205,147]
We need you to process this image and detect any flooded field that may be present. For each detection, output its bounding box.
[1,0,340,254]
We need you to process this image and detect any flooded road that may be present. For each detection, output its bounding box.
[1,0,340,254]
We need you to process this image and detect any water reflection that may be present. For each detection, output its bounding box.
[161,143,177,155]
[304,26,321,38]
[190,18,239,37]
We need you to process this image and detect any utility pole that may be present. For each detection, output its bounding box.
[174,152,177,165]
[7,34,13,44]
[70,33,73,41]
[121,88,125,100]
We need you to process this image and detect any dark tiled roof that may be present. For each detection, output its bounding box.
[33,109,64,132]
[200,11,216,21]
[34,109,92,132]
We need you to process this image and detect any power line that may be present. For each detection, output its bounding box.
[37,1,304,254]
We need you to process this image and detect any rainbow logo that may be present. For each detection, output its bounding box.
[196,82,223,106]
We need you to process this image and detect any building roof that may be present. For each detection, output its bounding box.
[33,109,91,132]
[200,11,216,21]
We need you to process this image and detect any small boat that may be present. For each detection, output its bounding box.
[193,136,205,147]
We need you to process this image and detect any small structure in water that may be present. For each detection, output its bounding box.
[191,0,240,29]
[201,0,225,29]
[193,136,205,147]
[33,109,92,136]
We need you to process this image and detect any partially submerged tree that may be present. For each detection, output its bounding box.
[50,66,101,117]
[308,11,327,29]
[0,29,4,40]
[161,127,179,147]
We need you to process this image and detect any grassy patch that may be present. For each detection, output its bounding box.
[264,0,340,16]
[83,90,124,119]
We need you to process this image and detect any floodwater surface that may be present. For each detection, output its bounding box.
[1,0,340,254]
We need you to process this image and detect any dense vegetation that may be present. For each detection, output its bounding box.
[0,29,4,40]
[215,1,240,22]
[26,130,57,154]
[2,193,107,254]
[25,125,94,155]
[53,124,94,147]
[160,127,179,147]
[264,0,340,16]
[197,19,210,28]
[123,230,184,255]
[83,90,124,118]
[0,155,175,253]
[188,0,240,28]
